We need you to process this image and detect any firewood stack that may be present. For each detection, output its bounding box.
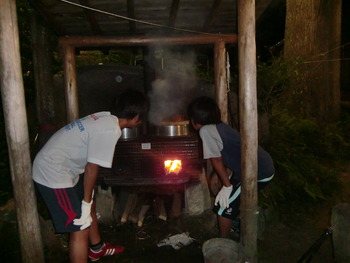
[119,190,183,227]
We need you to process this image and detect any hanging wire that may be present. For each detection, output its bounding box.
[303,57,350,64]
[308,41,350,59]
[300,41,350,64]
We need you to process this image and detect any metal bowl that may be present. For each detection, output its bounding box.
[120,127,141,140]
[154,121,190,137]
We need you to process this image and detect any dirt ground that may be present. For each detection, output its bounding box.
[0,199,337,263]
[2,164,350,263]
[94,209,336,263]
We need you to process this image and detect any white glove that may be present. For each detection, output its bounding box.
[215,185,232,208]
[73,200,93,230]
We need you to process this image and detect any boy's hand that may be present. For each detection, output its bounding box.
[73,200,93,230]
[215,185,232,208]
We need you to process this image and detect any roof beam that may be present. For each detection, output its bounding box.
[28,0,65,36]
[127,0,136,34]
[79,0,102,35]
[168,0,180,28]
[202,0,223,32]
[255,0,272,21]
[59,34,237,48]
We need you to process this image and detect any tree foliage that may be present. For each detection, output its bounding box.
[256,58,350,223]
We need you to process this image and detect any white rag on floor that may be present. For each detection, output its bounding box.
[157,232,194,250]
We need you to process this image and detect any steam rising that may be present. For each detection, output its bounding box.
[147,47,198,125]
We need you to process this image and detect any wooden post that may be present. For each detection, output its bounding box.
[214,40,228,123]
[62,44,79,122]
[31,14,58,149]
[238,0,258,262]
[0,0,45,262]
[31,14,56,126]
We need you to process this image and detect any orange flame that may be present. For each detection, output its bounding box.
[164,160,182,175]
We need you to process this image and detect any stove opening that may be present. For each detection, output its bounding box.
[164,159,182,175]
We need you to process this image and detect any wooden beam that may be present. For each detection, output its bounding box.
[238,0,258,262]
[79,0,102,35]
[168,0,180,28]
[255,0,273,21]
[62,45,79,122]
[28,0,65,36]
[127,0,136,34]
[214,40,228,123]
[202,0,223,32]
[0,0,45,262]
[59,34,237,48]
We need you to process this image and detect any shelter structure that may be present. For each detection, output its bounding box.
[0,0,274,262]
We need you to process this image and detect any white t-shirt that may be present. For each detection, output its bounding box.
[199,124,223,159]
[32,112,121,188]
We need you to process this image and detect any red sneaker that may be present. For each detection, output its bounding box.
[88,242,125,261]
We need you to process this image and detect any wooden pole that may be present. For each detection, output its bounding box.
[238,0,258,262]
[31,14,56,126]
[214,40,228,123]
[31,14,58,149]
[0,0,45,262]
[62,45,79,122]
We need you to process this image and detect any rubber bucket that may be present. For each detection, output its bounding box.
[202,238,242,263]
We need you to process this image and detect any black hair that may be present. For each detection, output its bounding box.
[187,96,222,125]
[110,89,149,121]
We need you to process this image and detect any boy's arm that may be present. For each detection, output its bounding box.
[83,162,99,202]
[73,162,99,230]
[210,157,231,187]
[210,157,232,208]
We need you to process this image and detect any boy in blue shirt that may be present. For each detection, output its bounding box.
[187,96,274,237]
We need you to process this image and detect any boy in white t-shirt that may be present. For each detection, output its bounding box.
[33,89,148,263]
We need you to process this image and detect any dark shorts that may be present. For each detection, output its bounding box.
[213,174,274,220]
[34,176,85,233]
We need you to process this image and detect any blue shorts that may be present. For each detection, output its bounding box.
[213,174,274,220]
[34,176,85,233]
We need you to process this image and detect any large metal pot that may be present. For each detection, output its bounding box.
[120,126,141,140]
[154,121,190,137]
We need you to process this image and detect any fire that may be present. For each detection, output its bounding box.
[164,160,182,175]
[171,114,185,122]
